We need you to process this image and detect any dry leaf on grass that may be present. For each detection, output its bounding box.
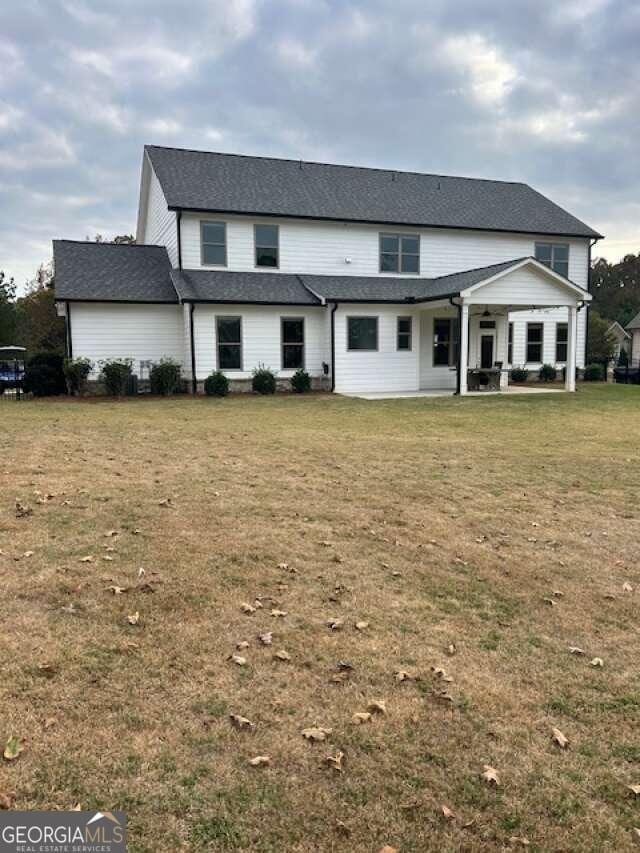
[378,846,399,853]
[23,550,34,558]
[622,582,633,593]
[230,714,255,731]
[368,700,387,715]
[325,750,345,772]
[248,755,270,766]
[106,585,127,595]
[79,555,93,563]
[229,654,247,666]
[355,621,369,630]
[441,804,455,820]
[274,650,291,661]
[127,611,140,626]
[240,603,256,615]
[446,643,457,656]
[158,497,172,506]
[394,670,418,683]
[258,632,273,645]
[327,618,343,630]
[236,641,250,651]
[481,764,500,786]
[105,530,118,537]
[552,727,569,749]
[628,784,640,796]
[352,712,372,724]
[0,791,14,809]
[302,727,332,742]
[590,657,604,667]
[15,500,33,517]
[3,736,24,761]
[270,609,287,618]
[569,646,585,655]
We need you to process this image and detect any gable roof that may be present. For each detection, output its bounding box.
[607,320,631,338]
[53,240,177,303]
[145,145,602,239]
[626,311,640,330]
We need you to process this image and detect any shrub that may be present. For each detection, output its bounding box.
[150,358,181,396]
[538,363,557,382]
[63,357,93,395]
[291,368,311,393]
[100,358,133,397]
[583,362,605,381]
[510,367,529,383]
[23,352,66,397]
[251,364,276,395]
[204,370,229,397]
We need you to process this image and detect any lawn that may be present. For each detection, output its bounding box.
[1,384,639,852]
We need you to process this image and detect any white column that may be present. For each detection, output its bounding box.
[565,305,577,392]
[459,302,469,395]
[498,312,509,390]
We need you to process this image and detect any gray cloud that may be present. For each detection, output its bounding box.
[1,0,638,288]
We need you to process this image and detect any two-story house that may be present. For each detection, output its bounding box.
[53,145,602,395]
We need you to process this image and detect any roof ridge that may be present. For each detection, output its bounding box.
[145,144,528,187]
[52,239,166,249]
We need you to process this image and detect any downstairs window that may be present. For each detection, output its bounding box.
[433,317,459,366]
[217,316,242,370]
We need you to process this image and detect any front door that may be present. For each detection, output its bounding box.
[480,334,494,369]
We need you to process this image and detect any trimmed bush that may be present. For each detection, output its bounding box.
[150,358,181,396]
[291,368,311,393]
[204,370,229,397]
[100,358,133,397]
[252,364,276,395]
[538,363,557,382]
[583,362,605,381]
[63,357,93,396]
[23,352,66,397]
[510,367,529,383]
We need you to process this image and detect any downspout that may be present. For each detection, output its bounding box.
[66,301,73,359]
[177,210,183,270]
[189,303,197,394]
[449,296,461,395]
[330,302,338,392]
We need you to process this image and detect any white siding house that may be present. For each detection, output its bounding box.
[54,145,602,396]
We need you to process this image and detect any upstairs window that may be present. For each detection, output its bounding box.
[380,233,420,274]
[201,221,227,266]
[255,224,279,268]
[397,316,412,351]
[535,242,569,278]
[347,317,378,351]
[281,318,304,368]
[433,317,459,366]
[526,322,543,363]
[217,316,242,370]
[556,322,568,362]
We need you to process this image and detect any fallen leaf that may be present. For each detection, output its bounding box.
[378,847,399,853]
[441,804,455,820]
[590,657,604,667]
[3,736,24,761]
[248,755,270,766]
[253,599,264,609]
[335,819,350,837]
[325,750,345,772]
[127,611,140,625]
[230,654,246,666]
[327,618,343,630]
[230,714,255,731]
[481,764,499,786]
[158,498,172,506]
[274,650,291,661]
[552,727,569,749]
[105,530,118,537]
[302,726,332,742]
[543,597,555,606]
[394,670,417,683]
[569,646,585,655]
[137,567,145,578]
[355,621,369,631]
[240,603,256,615]
[106,585,127,595]
[368,700,387,715]
[236,641,250,650]
[23,550,34,558]
[15,500,33,517]
[270,609,287,618]
[623,582,633,593]
[258,632,273,645]
[552,590,564,598]
[79,555,93,563]
[628,784,640,797]
[352,712,372,724]
[446,643,457,656]
[431,666,453,682]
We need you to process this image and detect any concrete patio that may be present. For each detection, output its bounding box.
[345,385,567,400]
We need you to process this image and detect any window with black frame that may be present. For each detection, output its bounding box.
[281,318,304,368]
[255,224,279,268]
[535,242,569,278]
[526,322,543,362]
[433,317,459,366]
[397,316,412,351]
[555,322,568,362]
[347,317,378,350]
[217,316,242,370]
[379,234,420,273]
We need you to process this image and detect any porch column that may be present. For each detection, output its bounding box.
[459,302,469,395]
[565,305,577,392]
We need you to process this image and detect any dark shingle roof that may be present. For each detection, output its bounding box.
[146,145,602,239]
[170,269,320,304]
[303,258,528,302]
[53,240,177,302]
[626,311,640,330]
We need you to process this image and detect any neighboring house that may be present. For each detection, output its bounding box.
[626,312,640,364]
[606,320,631,362]
[53,145,602,395]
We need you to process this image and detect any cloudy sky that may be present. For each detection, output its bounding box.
[1,0,638,288]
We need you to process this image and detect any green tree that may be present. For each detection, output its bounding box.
[586,310,615,363]
[590,252,640,326]
[0,270,17,345]
[14,262,65,354]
